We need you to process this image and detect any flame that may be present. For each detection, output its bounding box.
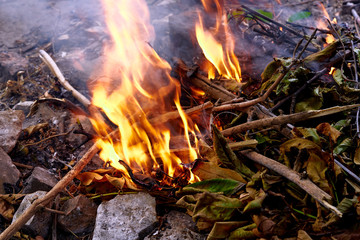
[317,2,335,45]
[90,0,198,187]
[329,67,335,75]
[195,0,242,82]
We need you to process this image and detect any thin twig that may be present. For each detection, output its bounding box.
[241,149,342,217]
[221,104,360,137]
[39,50,91,108]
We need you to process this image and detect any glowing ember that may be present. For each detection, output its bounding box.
[329,67,336,75]
[89,0,198,187]
[195,0,242,82]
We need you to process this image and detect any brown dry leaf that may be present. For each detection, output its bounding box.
[306,152,330,193]
[0,198,14,220]
[297,230,313,240]
[316,122,341,143]
[252,214,276,237]
[192,160,246,183]
[354,142,360,165]
[76,172,105,186]
[104,174,126,189]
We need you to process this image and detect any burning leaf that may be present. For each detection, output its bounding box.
[316,122,341,143]
[288,11,311,23]
[212,125,254,179]
[177,192,245,230]
[104,174,125,190]
[178,179,245,196]
[207,221,248,240]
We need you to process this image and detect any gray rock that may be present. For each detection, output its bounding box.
[58,195,98,235]
[0,147,20,193]
[0,110,25,153]
[93,192,157,240]
[12,101,34,116]
[0,52,28,87]
[23,167,58,194]
[12,191,52,238]
[145,211,206,240]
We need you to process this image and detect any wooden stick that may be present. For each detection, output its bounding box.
[39,50,91,108]
[241,149,342,217]
[221,104,360,137]
[0,139,103,240]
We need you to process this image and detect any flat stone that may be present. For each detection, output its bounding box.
[22,167,58,194]
[93,192,157,240]
[12,101,34,116]
[12,191,52,238]
[0,110,24,153]
[0,147,20,193]
[58,195,98,235]
[145,211,206,240]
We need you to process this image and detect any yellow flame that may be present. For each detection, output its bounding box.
[90,0,198,186]
[317,2,335,45]
[195,0,242,82]
[329,67,336,75]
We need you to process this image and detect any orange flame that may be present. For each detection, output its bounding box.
[317,2,335,45]
[195,0,242,82]
[90,0,198,186]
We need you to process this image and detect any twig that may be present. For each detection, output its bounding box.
[221,104,360,137]
[240,149,342,217]
[21,128,74,148]
[0,133,110,240]
[213,30,317,112]
[39,50,91,108]
[271,68,328,111]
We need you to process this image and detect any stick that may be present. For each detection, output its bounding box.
[0,138,105,240]
[149,101,213,125]
[39,50,91,108]
[240,149,342,217]
[221,104,360,137]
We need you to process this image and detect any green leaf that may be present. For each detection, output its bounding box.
[229,223,257,239]
[256,9,273,19]
[295,96,323,112]
[332,69,344,85]
[181,179,245,196]
[288,11,311,23]
[325,197,358,226]
[207,221,248,240]
[213,125,254,180]
[292,127,321,144]
[332,119,351,131]
[177,192,246,230]
[333,138,352,155]
[243,190,267,213]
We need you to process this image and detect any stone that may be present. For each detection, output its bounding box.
[22,167,58,194]
[58,195,98,235]
[0,110,24,153]
[145,211,206,240]
[0,52,28,87]
[12,101,34,116]
[12,191,52,238]
[92,192,157,240]
[0,147,20,193]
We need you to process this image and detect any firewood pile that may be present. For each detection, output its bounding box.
[0,0,360,239]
